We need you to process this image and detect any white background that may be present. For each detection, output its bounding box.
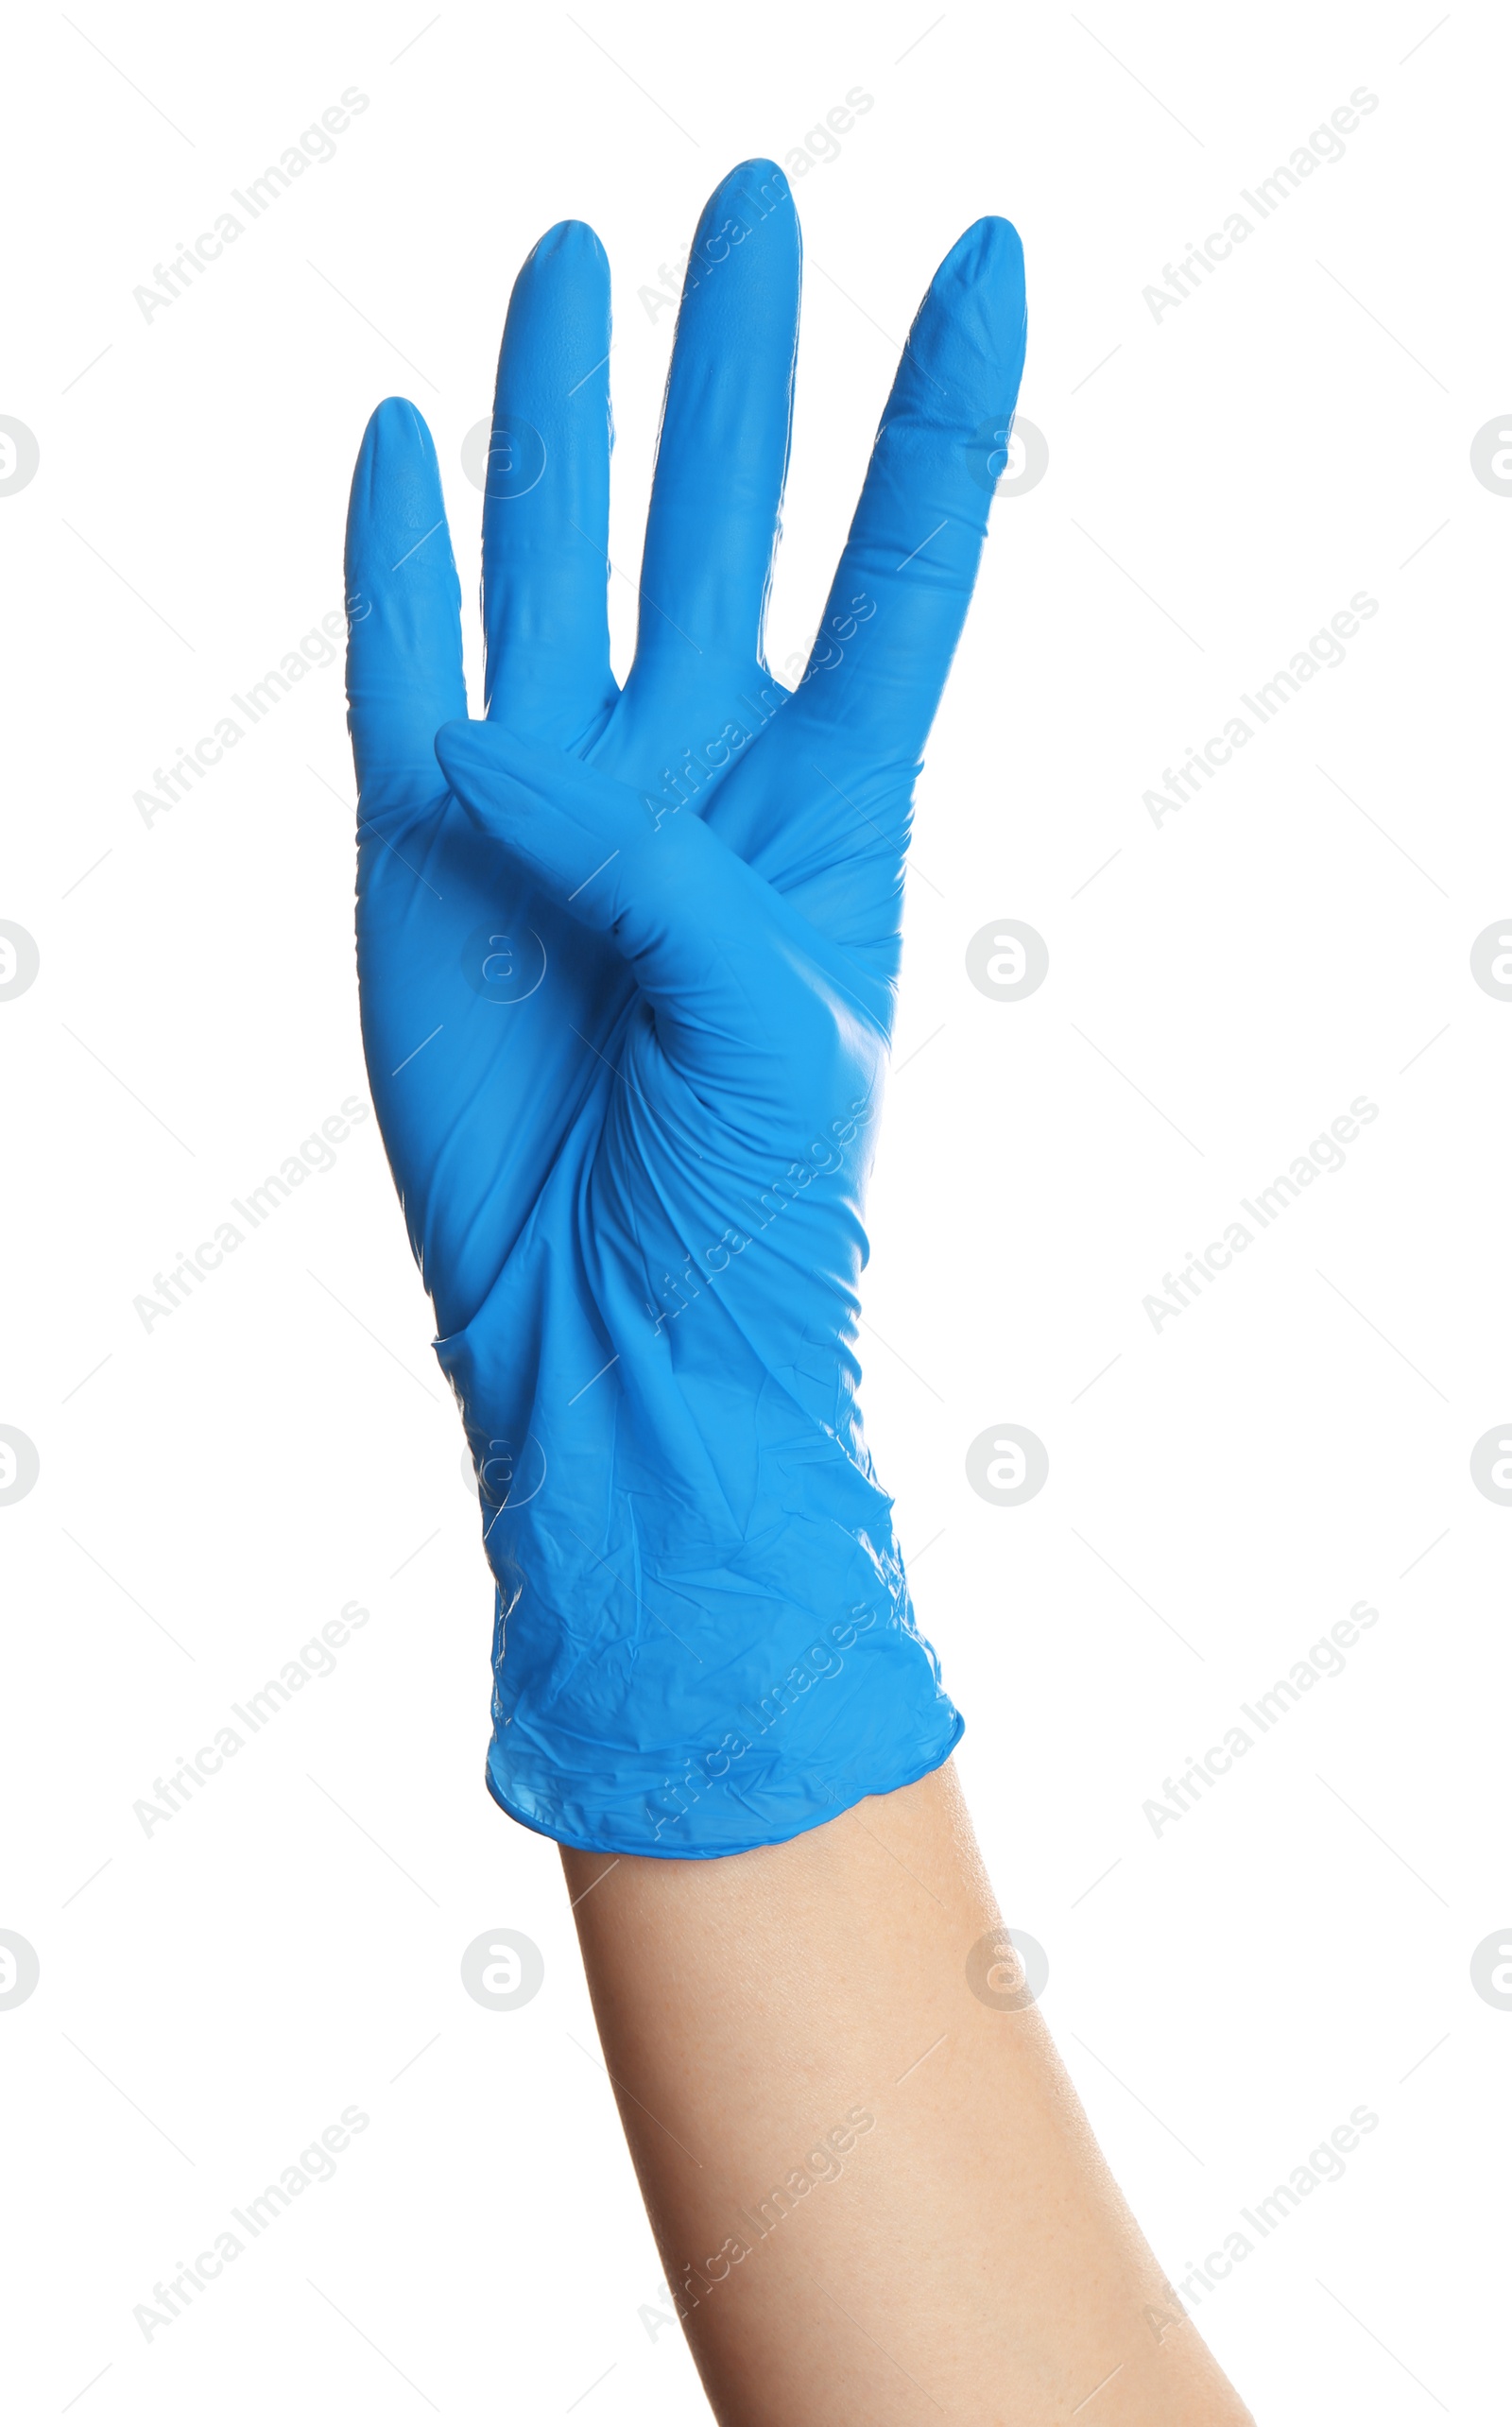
[3,2,1506,2418]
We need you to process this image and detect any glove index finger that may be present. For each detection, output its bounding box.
[345,396,468,818]
[782,215,1026,767]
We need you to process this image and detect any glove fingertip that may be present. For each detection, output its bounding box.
[902,215,1028,428]
[938,213,1024,290]
[433,716,491,783]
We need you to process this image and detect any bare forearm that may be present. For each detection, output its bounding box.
[562,1761,1252,2426]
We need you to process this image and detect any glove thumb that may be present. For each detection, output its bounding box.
[434,720,877,1116]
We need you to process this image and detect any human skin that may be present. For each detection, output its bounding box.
[562,1762,1255,2424]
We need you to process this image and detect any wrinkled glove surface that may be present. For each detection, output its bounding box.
[344,159,1026,1855]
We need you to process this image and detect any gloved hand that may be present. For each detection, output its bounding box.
[344,159,1026,1856]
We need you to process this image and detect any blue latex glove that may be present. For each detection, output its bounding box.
[344,160,1026,1856]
